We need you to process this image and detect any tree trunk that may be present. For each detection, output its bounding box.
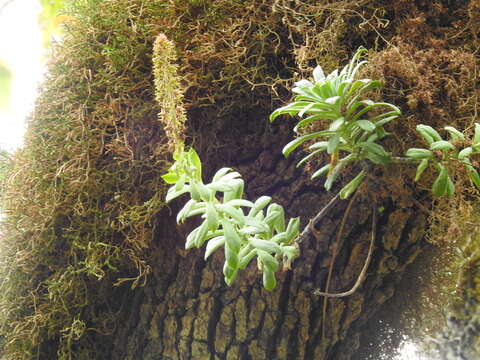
[56,0,480,357]
[105,120,428,359]
[2,1,477,359]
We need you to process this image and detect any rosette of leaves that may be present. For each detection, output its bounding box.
[162,148,300,290]
[406,124,480,196]
[270,48,401,199]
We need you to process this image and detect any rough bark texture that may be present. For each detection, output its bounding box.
[103,119,428,359]
[1,1,477,359]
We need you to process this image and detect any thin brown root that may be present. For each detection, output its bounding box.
[314,206,376,298]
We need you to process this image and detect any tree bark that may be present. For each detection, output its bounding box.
[2,1,476,359]
[105,121,428,360]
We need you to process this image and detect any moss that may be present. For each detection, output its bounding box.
[0,0,478,359]
[437,213,480,356]
[0,1,171,358]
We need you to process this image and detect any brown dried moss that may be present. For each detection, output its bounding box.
[0,1,170,358]
[0,0,478,359]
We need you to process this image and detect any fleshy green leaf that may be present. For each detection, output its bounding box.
[444,126,465,141]
[362,142,391,164]
[225,199,254,208]
[325,96,340,105]
[327,134,341,154]
[406,148,434,160]
[223,263,237,286]
[218,204,245,226]
[269,101,312,122]
[206,203,219,231]
[222,219,241,253]
[324,161,346,191]
[458,147,473,160]
[339,170,365,199]
[350,101,400,122]
[414,159,429,182]
[205,236,225,259]
[294,79,314,88]
[198,182,212,201]
[162,172,179,184]
[225,242,239,269]
[188,148,202,181]
[244,217,270,234]
[269,204,285,233]
[432,165,449,197]
[416,125,442,143]
[248,196,271,217]
[468,168,480,188]
[238,248,257,269]
[212,167,233,182]
[356,120,375,132]
[175,174,186,191]
[262,268,277,291]
[285,217,300,242]
[257,249,279,272]
[218,171,242,183]
[177,199,199,223]
[282,131,333,157]
[294,114,335,133]
[250,239,281,253]
[296,149,324,168]
[329,117,345,131]
[446,176,455,197]
[313,81,334,99]
[370,114,399,127]
[194,220,210,247]
[430,140,456,151]
[474,123,480,145]
[282,245,299,260]
[207,182,234,192]
[166,186,190,202]
[270,233,288,244]
[311,164,330,180]
[180,207,207,221]
[186,227,200,249]
[223,178,244,202]
[189,181,202,201]
[265,204,283,230]
[297,102,316,117]
[309,141,329,150]
[313,65,325,82]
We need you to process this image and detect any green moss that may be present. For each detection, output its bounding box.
[0,0,478,359]
[0,1,170,358]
